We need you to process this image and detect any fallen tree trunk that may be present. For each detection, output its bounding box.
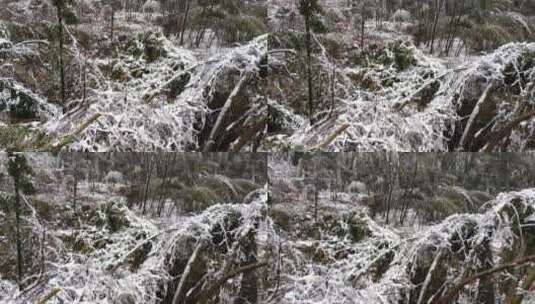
[46,113,101,153]
[436,255,535,304]
[36,287,60,304]
[203,73,249,152]
[459,83,493,150]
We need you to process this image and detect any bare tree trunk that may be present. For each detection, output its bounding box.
[180,0,191,45]
[14,179,23,285]
[142,155,154,215]
[110,8,115,42]
[429,0,442,54]
[56,4,66,111]
[304,14,314,123]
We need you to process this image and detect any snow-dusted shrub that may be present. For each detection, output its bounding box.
[339,211,372,242]
[141,0,161,14]
[90,201,130,232]
[0,280,17,302]
[179,186,218,212]
[105,170,123,184]
[347,181,367,193]
[392,9,411,22]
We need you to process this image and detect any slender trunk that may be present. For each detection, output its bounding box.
[14,179,23,285]
[57,5,66,110]
[142,157,154,215]
[110,8,115,42]
[314,186,318,222]
[360,2,365,48]
[73,178,77,215]
[429,0,442,54]
[180,0,191,45]
[305,15,314,123]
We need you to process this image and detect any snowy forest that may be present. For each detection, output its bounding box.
[1,0,535,303]
[0,152,535,303]
[0,0,534,151]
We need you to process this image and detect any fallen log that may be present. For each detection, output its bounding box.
[203,73,249,152]
[436,255,535,304]
[309,123,349,151]
[36,287,60,304]
[46,113,101,153]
